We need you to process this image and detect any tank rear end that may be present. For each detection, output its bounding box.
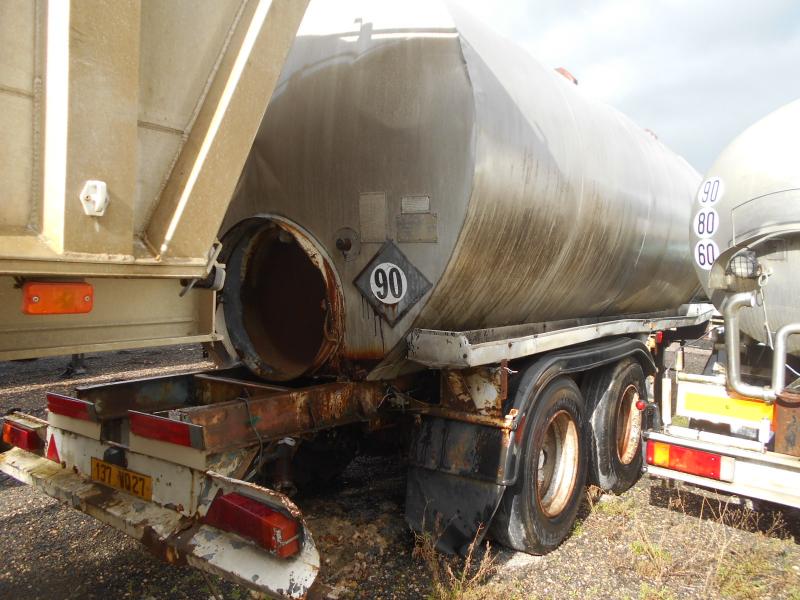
[690,99,800,354]
[218,2,476,379]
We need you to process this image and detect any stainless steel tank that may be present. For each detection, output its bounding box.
[690,99,800,354]
[217,0,701,381]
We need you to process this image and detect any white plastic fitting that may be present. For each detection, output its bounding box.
[79,180,109,217]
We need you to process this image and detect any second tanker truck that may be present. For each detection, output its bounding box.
[643,100,800,511]
[0,1,714,597]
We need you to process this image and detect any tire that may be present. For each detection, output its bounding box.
[491,377,588,554]
[583,358,645,494]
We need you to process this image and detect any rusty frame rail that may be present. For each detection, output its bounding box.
[174,381,385,452]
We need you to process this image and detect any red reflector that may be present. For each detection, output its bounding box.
[668,445,721,479]
[2,421,43,452]
[655,331,664,345]
[22,281,93,315]
[647,441,723,480]
[129,411,203,449]
[46,434,60,463]
[47,393,96,421]
[204,493,301,558]
[635,399,647,411]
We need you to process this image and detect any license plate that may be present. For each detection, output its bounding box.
[90,457,152,501]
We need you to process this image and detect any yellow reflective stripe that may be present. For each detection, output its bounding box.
[683,391,774,422]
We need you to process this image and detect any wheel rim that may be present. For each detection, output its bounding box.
[536,410,580,517]
[616,384,642,465]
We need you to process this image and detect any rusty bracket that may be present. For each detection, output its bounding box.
[439,363,508,417]
[387,391,518,431]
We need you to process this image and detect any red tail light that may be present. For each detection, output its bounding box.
[646,440,734,482]
[129,411,204,449]
[2,421,43,452]
[203,492,301,558]
[47,393,97,421]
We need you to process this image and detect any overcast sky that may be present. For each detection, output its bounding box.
[455,0,800,174]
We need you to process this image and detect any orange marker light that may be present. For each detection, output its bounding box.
[21,282,93,315]
[648,441,671,468]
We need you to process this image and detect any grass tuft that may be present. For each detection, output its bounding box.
[714,545,775,600]
[639,582,676,600]
[412,524,497,600]
[629,527,674,582]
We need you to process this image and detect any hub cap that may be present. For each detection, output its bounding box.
[536,410,580,517]
[616,384,642,465]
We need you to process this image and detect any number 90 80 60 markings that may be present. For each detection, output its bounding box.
[694,239,719,271]
[697,176,723,205]
[693,208,718,238]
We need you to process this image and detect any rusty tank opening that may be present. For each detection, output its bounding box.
[222,218,342,381]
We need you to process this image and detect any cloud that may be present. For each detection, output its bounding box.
[453,0,800,172]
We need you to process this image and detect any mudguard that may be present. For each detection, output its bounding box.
[404,337,655,554]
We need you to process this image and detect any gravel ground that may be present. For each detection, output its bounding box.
[1,344,799,599]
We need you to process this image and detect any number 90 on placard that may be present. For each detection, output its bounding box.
[370,262,408,304]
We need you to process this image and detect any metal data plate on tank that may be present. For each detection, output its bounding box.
[355,242,432,326]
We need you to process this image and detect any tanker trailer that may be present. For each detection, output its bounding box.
[645,99,800,510]
[0,1,712,594]
[210,0,710,555]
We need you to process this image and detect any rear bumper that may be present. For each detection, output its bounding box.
[0,447,320,599]
[644,431,800,509]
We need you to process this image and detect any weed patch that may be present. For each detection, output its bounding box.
[629,528,674,582]
[596,496,636,518]
[413,525,497,600]
[638,582,676,600]
[714,545,775,600]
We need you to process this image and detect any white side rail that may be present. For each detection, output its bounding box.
[408,304,714,368]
